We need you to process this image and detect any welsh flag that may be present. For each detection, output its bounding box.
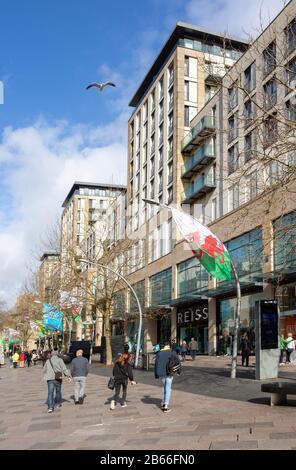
[171,208,232,281]
[35,320,48,336]
[71,306,82,324]
[30,321,43,337]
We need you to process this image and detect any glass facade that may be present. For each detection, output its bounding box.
[225,227,263,281]
[112,290,125,320]
[150,268,172,307]
[177,256,208,298]
[218,292,264,350]
[274,211,296,270]
[179,38,243,61]
[129,280,145,315]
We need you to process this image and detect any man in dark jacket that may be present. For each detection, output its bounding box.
[154,341,180,413]
[70,349,89,404]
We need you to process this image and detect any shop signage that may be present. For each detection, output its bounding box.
[177,302,208,324]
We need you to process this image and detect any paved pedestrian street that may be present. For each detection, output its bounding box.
[1,357,296,450]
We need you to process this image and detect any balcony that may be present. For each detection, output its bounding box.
[182,175,216,203]
[205,64,227,83]
[181,116,216,154]
[181,140,215,179]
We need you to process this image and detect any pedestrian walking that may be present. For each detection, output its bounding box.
[8,350,13,368]
[180,340,188,362]
[70,349,89,405]
[285,332,295,364]
[110,353,136,410]
[12,351,19,368]
[279,335,288,365]
[188,337,198,361]
[240,334,251,367]
[43,349,71,413]
[26,351,32,367]
[32,351,38,366]
[154,341,181,413]
[19,351,25,368]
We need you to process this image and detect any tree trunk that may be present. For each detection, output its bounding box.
[105,300,112,365]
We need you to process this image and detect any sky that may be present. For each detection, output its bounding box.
[0,0,287,307]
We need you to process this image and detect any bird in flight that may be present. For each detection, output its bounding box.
[86,81,116,92]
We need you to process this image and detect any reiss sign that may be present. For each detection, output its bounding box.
[177,302,208,324]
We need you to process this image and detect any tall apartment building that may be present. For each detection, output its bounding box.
[38,252,60,304]
[60,181,126,339]
[122,1,296,355]
[124,23,248,353]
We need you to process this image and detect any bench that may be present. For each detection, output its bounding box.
[261,382,296,406]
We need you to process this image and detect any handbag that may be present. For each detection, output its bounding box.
[49,358,63,382]
[108,377,115,390]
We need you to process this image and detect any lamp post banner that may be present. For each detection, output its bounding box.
[43,303,63,331]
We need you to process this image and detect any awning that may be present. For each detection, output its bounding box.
[264,268,296,284]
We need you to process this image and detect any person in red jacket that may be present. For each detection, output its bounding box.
[19,351,25,368]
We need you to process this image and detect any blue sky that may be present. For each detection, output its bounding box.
[0,0,284,307]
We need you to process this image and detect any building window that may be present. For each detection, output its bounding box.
[143,122,148,141]
[244,97,256,128]
[205,84,217,104]
[150,134,155,155]
[249,170,259,199]
[286,100,296,121]
[184,106,190,127]
[232,184,239,210]
[184,81,189,101]
[159,78,164,100]
[150,157,155,178]
[150,179,155,199]
[151,90,155,111]
[136,111,141,132]
[184,56,189,76]
[168,137,173,160]
[143,101,148,122]
[264,79,277,110]
[143,164,147,184]
[263,41,276,78]
[151,112,155,133]
[168,162,173,185]
[143,143,147,163]
[285,17,296,54]
[150,268,172,306]
[228,143,239,175]
[244,62,256,93]
[225,227,263,280]
[228,84,238,110]
[177,257,208,298]
[263,115,278,147]
[167,186,173,204]
[159,147,163,169]
[212,198,217,221]
[274,211,296,270]
[158,171,163,193]
[245,131,255,162]
[168,89,174,112]
[266,162,281,186]
[168,62,174,86]
[159,101,164,123]
[159,124,163,147]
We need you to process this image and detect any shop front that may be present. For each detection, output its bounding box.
[276,282,296,336]
[176,301,209,354]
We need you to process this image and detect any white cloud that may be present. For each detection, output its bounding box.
[0,119,127,307]
[184,0,286,39]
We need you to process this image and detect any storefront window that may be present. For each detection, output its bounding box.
[225,227,263,281]
[276,283,296,336]
[150,268,172,306]
[112,290,126,320]
[274,211,296,270]
[129,280,145,314]
[157,316,171,344]
[218,292,263,351]
[177,257,208,298]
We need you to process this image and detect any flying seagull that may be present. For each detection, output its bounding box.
[86,81,116,91]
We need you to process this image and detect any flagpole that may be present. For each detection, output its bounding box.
[230,260,241,379]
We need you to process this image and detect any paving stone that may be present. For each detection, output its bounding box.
[270,432,296,439]
[210,440,258,450]
[27,422,61,432]
[27,441,65,450]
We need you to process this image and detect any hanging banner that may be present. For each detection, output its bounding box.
[43,303,63,332]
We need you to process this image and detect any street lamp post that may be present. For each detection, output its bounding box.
[78,259,143,368]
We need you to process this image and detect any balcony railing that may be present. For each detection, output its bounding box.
[181,140,215,179]
[181,115,216,153]
[205,64,227,82]
[182,175,216,203]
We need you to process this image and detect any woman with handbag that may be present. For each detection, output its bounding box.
[43,349,71,413]
[110,353,136,410]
